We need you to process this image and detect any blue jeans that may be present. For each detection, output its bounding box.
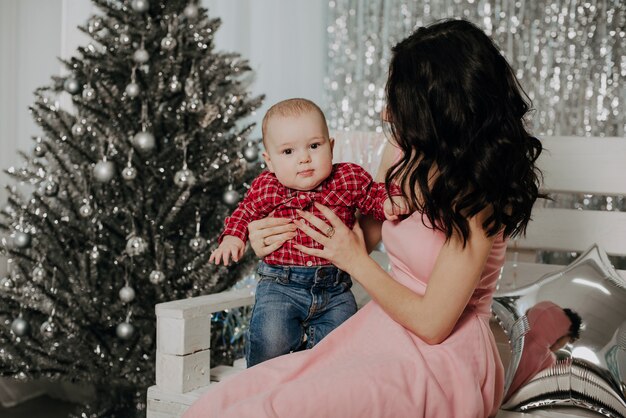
[245,261,357,367]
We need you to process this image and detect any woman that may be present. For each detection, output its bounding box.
[184,19,543,418]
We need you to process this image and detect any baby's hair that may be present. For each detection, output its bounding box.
[563,308,582,341]
[261,98,329,143]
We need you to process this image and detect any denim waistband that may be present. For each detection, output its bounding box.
[257,261,350,287]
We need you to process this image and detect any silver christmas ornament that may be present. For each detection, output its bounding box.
[0,277,14,289]
[133,131,156,153]
[33,143,46,157]
[43,179,59,197]
[79,204,93,218]
[169,77,182,93]
[121,165,137,181]
[189,236,207,252]
[130,0,149,12]
[13,231,31,249]
[149,269,166,284]
[223,188,240,206]
[71,123,85,136]
[32,265,46,283]
[183,3,199,19]
[125,82,140,98]
[160,34,177,51]
[63,77,81,94]
[11,317,29,337]
[119,33,131,45]
[118,286,136,303]
[133,48,150,64]
[173,168,196,188]
[82,85,96,101]
[93,160,115,183]
[243,144,259,162]
[125,235,148,256]
[40,319,57,339]
[116,322,134,340]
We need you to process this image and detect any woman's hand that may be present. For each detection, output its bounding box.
[247,217,297,258]
[293,202,369,274]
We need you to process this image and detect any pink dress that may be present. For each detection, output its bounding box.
[184,213,506,418]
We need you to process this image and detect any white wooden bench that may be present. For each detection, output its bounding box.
[146,132,626,418]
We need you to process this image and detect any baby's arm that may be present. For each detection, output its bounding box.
[209,235,245,266]
[348,163,407,221]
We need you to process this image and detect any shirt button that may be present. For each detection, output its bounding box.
[306,261,313,267]
[299,194,306,199]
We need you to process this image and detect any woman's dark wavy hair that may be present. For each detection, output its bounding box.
[385,19,546,245]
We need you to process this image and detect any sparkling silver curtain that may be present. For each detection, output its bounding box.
[324,0,625,137]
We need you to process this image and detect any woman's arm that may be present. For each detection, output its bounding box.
[360,140,399,253]
[294,203,495,345]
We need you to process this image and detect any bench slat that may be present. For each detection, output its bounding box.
[538,137,626,195]
[511,208,626,256]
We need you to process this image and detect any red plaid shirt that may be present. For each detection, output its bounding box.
[219,162,401,266]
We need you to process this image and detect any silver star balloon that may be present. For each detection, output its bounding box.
[493,244,626,418]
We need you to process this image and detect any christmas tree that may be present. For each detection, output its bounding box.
[0,0,263,416]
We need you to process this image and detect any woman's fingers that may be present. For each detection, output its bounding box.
[295,208,331,235]
[293,244,325,258]
[313,202,344,227]
[293,218,328,245]
[264,230,296,246]
[248,217,292,232]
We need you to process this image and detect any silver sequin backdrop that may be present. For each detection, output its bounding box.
[324,0,625,137]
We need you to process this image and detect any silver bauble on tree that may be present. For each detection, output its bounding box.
[43,179,59,197]
[118,286,136,303]
[243,143,259,162]
[130,0,149,12]
[63,77,81,94]
[133,131,156,153]
[174,168,196,188]
[133,48,150,64]
[161,34,177,51]
[122,165,137,181]
[93,160,115,183]
[40,319,57,339]
[119,33,131,45]
[71,123,85,136]
[125,234,148,256]
[116,322,134,340]
[82,85,96,101]
[13,231,31,249]
[79,203,93,218]
[125,82,140,98]
[183,3,199,19]
[33,143,46,157]
[223,187,240,206]
[169,76,182,93]
[149,269,166,284]
[189,236,207,252]
[11,317,29,337]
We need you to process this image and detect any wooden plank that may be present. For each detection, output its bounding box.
[155,349,211,394]
[156,288,255,320]
[537,136,626,195]
[510,208,626,256]
[147,384,207,409]
[156,315,211,356]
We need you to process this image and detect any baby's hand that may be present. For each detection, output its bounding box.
[209,236,245,266]
[383,196,410,221]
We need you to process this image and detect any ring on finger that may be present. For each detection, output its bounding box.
[325,226,335,238]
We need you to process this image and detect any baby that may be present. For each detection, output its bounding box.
[210,98,408,367]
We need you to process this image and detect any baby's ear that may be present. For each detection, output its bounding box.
[262,151,275,173]
[329,137,335,154]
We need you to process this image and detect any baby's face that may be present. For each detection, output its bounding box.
[262,112,334,191]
